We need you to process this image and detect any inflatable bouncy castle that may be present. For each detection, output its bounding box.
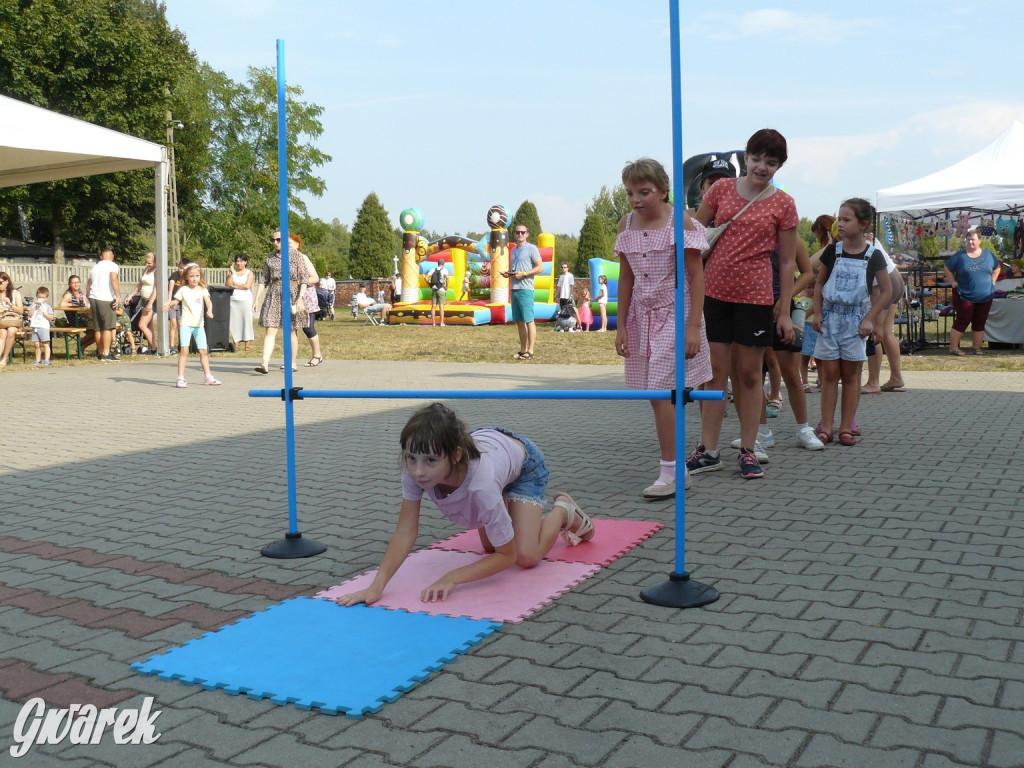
[388,205,560,326]
[587,258,620,331]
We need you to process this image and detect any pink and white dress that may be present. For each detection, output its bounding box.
[614,211,711,389]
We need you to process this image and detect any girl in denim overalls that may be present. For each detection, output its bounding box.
[812,199,890,446]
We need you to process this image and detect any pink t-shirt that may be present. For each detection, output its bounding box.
[703,179,799,305]
[401,429,523,547]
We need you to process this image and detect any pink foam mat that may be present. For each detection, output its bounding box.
[430,519,664,566]
[316,549,599,624]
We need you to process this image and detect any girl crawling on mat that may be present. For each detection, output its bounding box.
[332,402,595,604]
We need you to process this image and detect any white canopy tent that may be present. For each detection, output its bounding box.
[877,121,1024,219]
[0,93,169,351]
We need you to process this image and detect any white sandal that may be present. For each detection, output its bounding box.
[552,492,594,546]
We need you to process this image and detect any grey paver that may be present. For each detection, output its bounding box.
[1,362,1021,767]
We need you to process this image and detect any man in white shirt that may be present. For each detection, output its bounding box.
[321,271,337,319]
[86,248,121,361]
[354,283,391,324]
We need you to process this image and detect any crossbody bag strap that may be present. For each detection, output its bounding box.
[724,183,772,226]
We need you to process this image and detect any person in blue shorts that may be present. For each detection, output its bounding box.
[508,225,543,360]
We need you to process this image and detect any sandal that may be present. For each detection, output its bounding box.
[305,356,323,367]
[815,420,833,444]
[767,398,783,412]
[838,430,856,446]
[552,492,594,546]
[254,364,269,374]
[949,348,964,356]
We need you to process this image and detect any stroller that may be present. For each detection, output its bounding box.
[315,288,332,321]
[113,296,144,356]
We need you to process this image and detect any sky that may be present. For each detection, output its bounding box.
[162,0,1024,237]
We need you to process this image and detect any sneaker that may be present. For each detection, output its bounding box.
[796,426,825,451]
[32,361,41,366]
[729,440,769,462]
[731,430,774,449]
[203,376,222,386]
[175,377,188,388]
[685,444,722,475]
[642,480,675,499]
[738,449,764,479]
[41,360,51,366]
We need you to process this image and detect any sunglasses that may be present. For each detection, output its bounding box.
[514,230,527,235]
[272,237,281,242]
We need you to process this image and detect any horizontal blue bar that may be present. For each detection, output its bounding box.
[248,388,726,402]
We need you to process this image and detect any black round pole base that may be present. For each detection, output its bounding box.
[640,571,719,609]
[261,532,327,559]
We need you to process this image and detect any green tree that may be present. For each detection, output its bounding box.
[350,193,397,278]
[0,0,200,259]
[586,185,630,240]
[554,234,581,276]
[302,217,350,278]
[920,237,941,262]
[577,212,612,268]
[196,66,330,266]
[510,200,543,242]
[796,217,817,255]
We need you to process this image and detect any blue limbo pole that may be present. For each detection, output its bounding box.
[250,388,725,402]
[638,0,719,608]
[261,40,326,559]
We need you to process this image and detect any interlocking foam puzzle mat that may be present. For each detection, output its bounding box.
[133,519,661,717]
[430,519,663,566]
[132,597,500,717]
[316,549,600,623]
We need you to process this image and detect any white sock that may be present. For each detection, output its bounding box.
[758,425,773,437]
[657,459,676,484]
[796,422,809,431]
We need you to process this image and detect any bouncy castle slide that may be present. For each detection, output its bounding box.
[389,205,559,326]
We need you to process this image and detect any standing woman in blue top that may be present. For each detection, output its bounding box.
[943,229,1000,356]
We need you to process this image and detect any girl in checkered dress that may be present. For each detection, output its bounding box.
[614,158,711,499]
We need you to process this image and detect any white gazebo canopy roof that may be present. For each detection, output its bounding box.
[0,93,164,188]
[876,121,1024,218]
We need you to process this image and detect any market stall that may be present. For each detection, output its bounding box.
[876,121,1024,350]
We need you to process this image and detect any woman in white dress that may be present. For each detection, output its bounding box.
[226,254,255,351]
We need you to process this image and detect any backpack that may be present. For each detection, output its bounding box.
[429,267,445,289]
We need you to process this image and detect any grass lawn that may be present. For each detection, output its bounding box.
[7,314,1024,371]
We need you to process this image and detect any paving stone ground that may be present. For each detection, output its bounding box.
[1,355,1022,767]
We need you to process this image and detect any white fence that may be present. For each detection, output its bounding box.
[0,262,230,300]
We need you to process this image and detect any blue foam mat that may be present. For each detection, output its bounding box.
[131,597,501,717]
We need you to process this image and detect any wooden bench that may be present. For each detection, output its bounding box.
[6,327,89,363]
[6,328,28,364]
[51,327,89,360]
